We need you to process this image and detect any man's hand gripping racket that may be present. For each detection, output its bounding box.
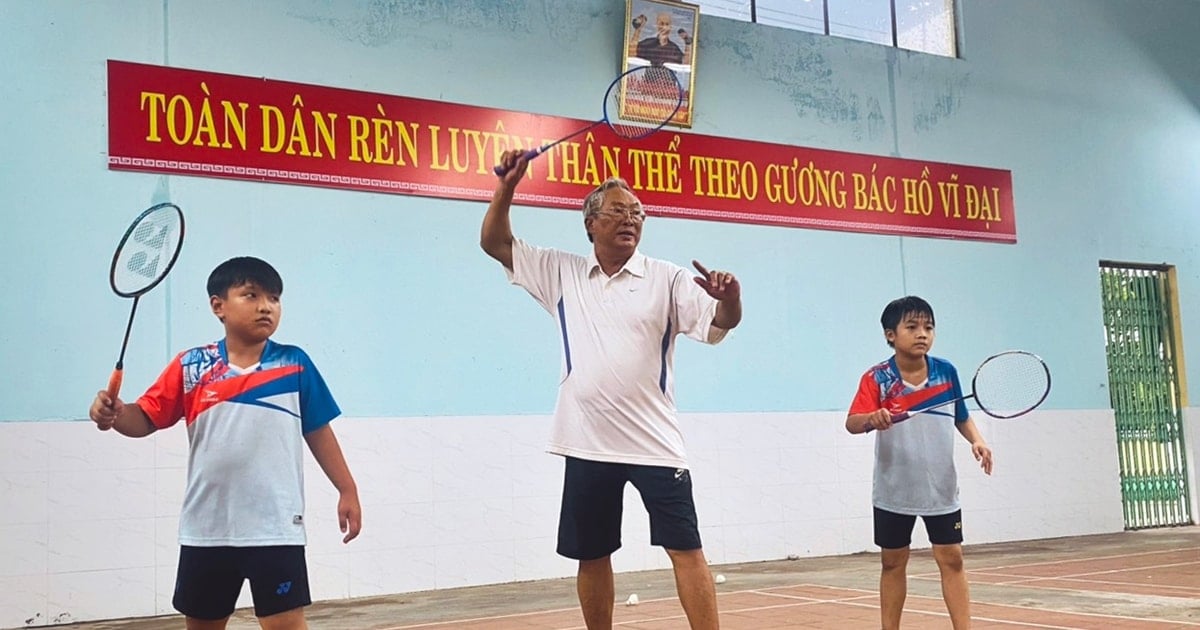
[91,203,185,430]
[494,65,684,177]
[864,350,1051,433]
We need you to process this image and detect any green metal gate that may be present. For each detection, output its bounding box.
[1099,262,1192,529]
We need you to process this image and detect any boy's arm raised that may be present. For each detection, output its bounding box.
[305,425,362,543]
[89,392,156,437]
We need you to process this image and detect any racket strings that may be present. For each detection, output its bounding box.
[972,352,1051,418]
[606,66,684,139]
[111,205,184,296]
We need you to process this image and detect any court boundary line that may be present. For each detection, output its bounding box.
[967,597,1200,627]
[375,602,581,629]
[377,586,876,630]
[978,572,1200,593]
[595,587,1103,630]
[961,546,1198,572]
[569,590,1080,630]
[757,585,1200,625]
[891,586,1200,626]
[936,576,1200,608]
[970,557,1200,580]
[914,554,1200,595]
[376,579,1200,630]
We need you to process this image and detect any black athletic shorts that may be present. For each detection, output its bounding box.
[874,507,964,549]
[557,456,702,560]
[173,545,310,619]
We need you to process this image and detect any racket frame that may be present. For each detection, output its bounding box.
[105,202,185,400]
[109,202,186,298]
[971,350,1051,419]
[494,66,683,176]
[863,350,1051,432]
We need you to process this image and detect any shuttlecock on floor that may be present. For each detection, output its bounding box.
[714,574,726,584]
[625,593,639,606]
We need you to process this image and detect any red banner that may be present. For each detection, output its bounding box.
[107,60,1016,243]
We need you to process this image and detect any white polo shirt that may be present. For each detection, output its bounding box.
[507,237,727,468]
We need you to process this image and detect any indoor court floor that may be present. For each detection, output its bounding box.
[59,526,1200,629]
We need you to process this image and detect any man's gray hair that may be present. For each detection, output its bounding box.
[582,177,633,217]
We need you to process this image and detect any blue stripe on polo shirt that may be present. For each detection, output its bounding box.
[557,297,572,375]
[659,319,672,392]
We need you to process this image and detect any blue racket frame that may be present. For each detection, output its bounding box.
[494,66,683,176]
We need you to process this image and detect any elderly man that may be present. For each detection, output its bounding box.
[480,150,741,630]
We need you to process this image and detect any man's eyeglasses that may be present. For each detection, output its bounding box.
[593,205,646,222]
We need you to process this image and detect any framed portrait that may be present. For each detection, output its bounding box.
[622,0,699,128]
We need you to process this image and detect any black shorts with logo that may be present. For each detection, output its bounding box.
[557,456,703,560]
[874,507,964,549]
[173,545,310,619]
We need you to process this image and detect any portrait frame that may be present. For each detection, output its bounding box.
[622,0,699,128]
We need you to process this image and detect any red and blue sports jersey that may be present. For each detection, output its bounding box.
[137,339,340,546]
[850,355,969,423]
[850,355,968,515]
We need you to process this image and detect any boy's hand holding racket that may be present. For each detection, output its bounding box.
[89,390,125,431]
[863,407,897,432]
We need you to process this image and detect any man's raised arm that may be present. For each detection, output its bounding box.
[480,150,531,271]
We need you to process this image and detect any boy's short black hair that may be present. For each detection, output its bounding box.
[207,257,283,298]
[881,295,935,346]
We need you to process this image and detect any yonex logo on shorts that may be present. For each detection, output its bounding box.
[276,581,292,595]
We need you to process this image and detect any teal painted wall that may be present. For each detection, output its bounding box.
[1,0,1197,420]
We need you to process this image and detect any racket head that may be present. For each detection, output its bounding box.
[603,65,684,140]
[109,203,185,298]
[971,350,1051,419]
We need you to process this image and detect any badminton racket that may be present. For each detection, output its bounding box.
[494,65,684,176]
[104,202,185,404]
[865,350,1051,432]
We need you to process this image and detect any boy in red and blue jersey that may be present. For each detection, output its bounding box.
[845,295,992,630]
[89,256,360,630]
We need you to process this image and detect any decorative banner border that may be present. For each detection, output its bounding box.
[107,60,1016,243]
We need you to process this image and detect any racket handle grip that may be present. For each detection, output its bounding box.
[492,148,544,176]
[105,368,124,402]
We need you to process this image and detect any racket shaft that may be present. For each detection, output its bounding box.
[862,394,972,432]
[890,396,962,422]
[493,147,546,176]
[105,297,138,403]
[493,121,603,176]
